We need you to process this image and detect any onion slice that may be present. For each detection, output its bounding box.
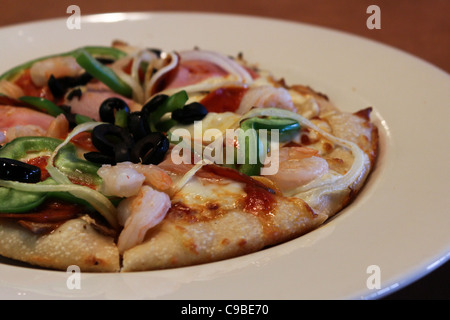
[145,49,254,100]
[240,108,369,196]
[158,80,247,97]
[145,51,179,100]
[169,159,211,197]
[179,50,254,84]
[110,56,145,104]
[236,85,295,114]
[46,121,119,229]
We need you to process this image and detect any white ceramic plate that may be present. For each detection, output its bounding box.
[0,12,449,300]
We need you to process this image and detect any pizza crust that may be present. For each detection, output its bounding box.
[292,109,378,218]
[121,195,326,271]
[0,217,120,272]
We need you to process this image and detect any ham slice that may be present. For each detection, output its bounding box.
[163,60,228,91]
[0,105,54,136]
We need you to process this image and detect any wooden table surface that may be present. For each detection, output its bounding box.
[1,0,449,300]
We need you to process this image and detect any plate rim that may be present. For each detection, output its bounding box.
[0,11,449,300]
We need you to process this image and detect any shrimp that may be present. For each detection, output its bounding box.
[262,146,329,192]
[157,153,197,176]
[236,85,296,114]
[29,56,83,87]
[97,162,173,198]
[133,163,173,191]
[117,185,171,253]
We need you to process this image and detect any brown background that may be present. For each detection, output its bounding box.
[1,0,449,299]
[2,0,449,73]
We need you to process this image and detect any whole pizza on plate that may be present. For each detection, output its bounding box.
[0,41,378,272]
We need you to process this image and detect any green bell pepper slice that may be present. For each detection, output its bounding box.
[114,108,129,128]
[0,46,127,82]
[148,90,189,132]
[0,178,92,213]
[237,116,300,176]
[0,136,101,182]
[75,49,132,98]
[18,96,65,117]
[0,136,102,213]
[246,116,300,142]
[237,119,264,176]
[74,114,95,125]
[0,186,46,213]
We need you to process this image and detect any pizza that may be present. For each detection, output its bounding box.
[0,41,378,272]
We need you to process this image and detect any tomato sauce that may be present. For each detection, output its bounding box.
[68,177,97,190]
[0,200,84,234]
[200,87,248,113]
[70,131,97,152]
[26,154,97,189]
[0,200,82,222]
[14,69,54,100]
[243,184,275,215]
[26,156,50,181]
[201,164,275,215]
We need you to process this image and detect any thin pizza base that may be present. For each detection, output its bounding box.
[0,217,120,272]
[122,193,327,271]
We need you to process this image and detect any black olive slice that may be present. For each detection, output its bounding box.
[91,124,134,157]
[114,142,132,163]
[0,158,41,183]
[130,132,169,165]
[128,112,151,141]
[141,94,169,115]
[66,88,82,101]
[172,102,208,124]
[95,57,115,65]
[147,48,163,57]
[83,152,116,165]
[48,73,93,99]
[47,75,66,99]
[99,97,130,124]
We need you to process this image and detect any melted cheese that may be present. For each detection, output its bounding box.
[172,176,246,211]
[169,112,241,137]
